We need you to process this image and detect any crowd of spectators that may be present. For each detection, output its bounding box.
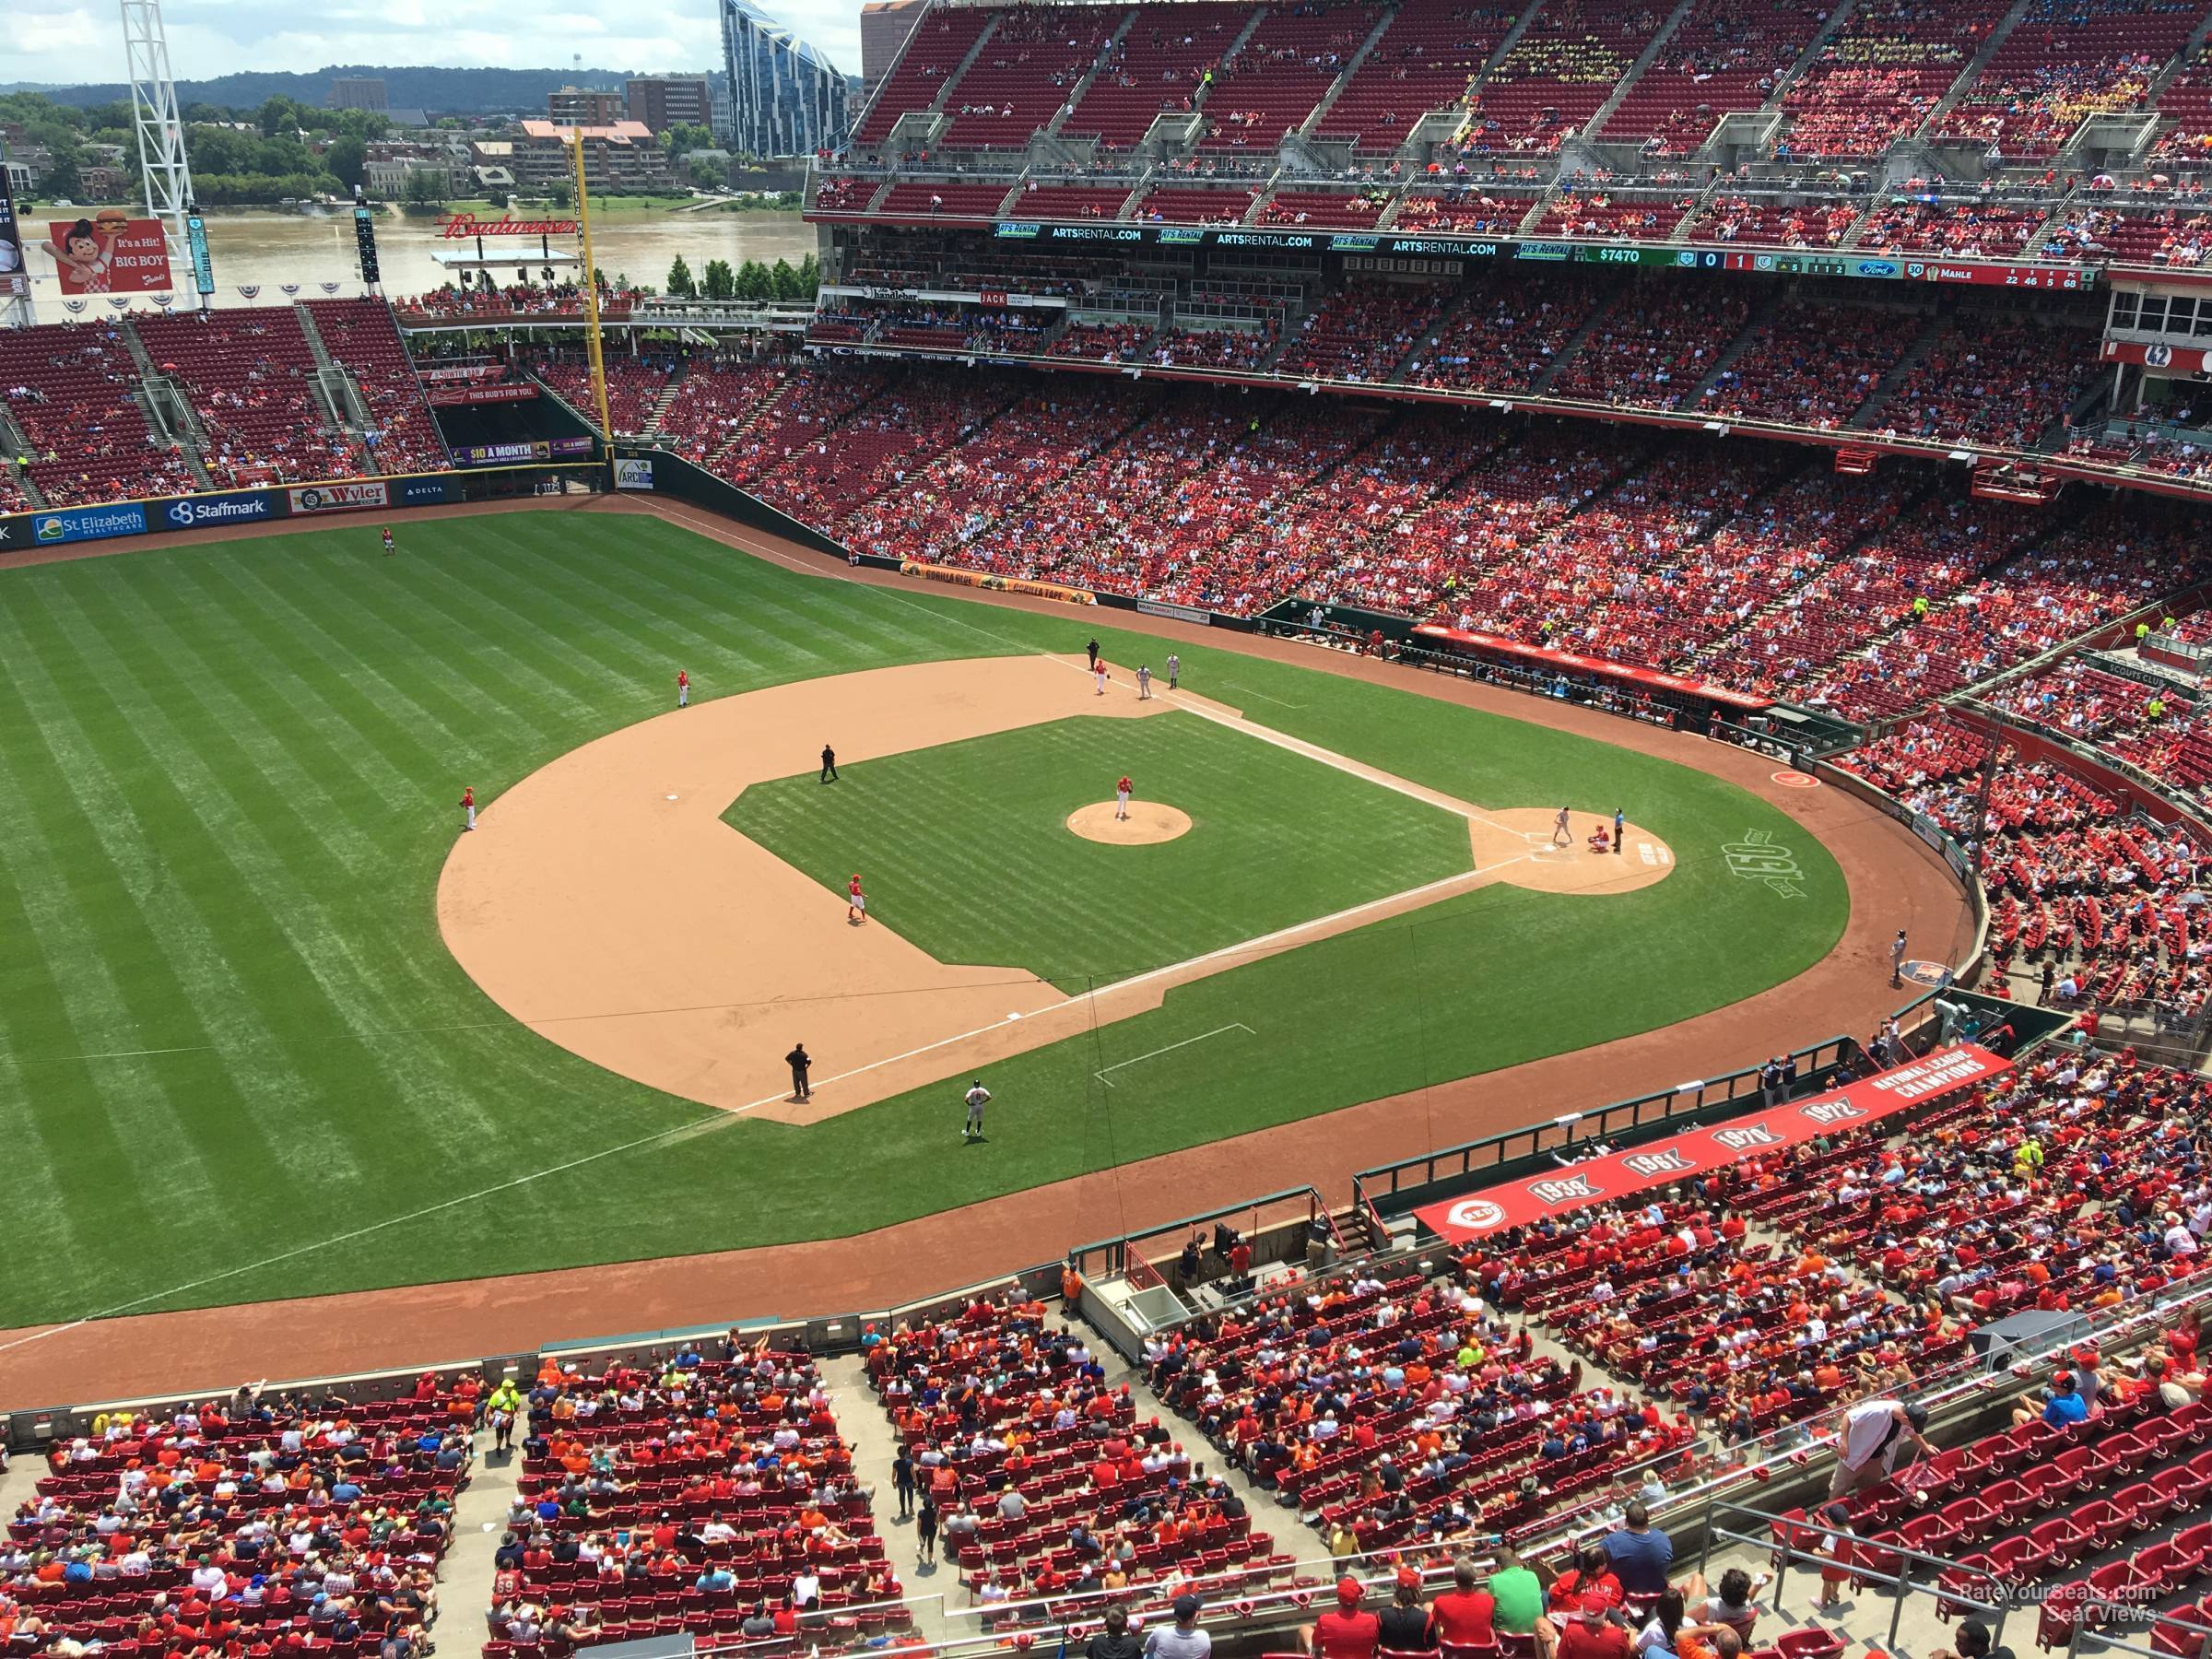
[1700,299,1916,430]
[6,1378,468,1659]
[1843,713,2212,1019]
[1547,279,1751,411]
[1277,284,1450,382]
[0,322,199,506]
[1778,0,2009,156]
[865,1292,1285,1610]
[488,1338,898,1650]
[137,309,358,487]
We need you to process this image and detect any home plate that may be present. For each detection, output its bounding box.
[666,794,679,801]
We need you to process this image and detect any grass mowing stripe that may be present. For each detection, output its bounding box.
[210,551,535,768]
[87,578,385,879]
[295,533,593,745]
[0,608,280,1257]
[169,559,431,811]
[468,534,828,691]
[331,538,610,730]
[10,586,382,1187]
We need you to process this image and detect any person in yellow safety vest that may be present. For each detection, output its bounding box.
[2149,697,2167,721]
[1912,595,1929,619]
[485,1377,524,1453]
[2139,621,2154,642]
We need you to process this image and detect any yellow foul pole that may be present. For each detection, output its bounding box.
[567,127,616,485]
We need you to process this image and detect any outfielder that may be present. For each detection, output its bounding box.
[677,668,689,709]
[459,785,476,832]
[849,873,867,924]
[962,1078,991,1142]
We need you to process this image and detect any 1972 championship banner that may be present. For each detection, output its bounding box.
[1413,1044,2013,1243]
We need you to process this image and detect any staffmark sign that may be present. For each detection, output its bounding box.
[164,491,274,529]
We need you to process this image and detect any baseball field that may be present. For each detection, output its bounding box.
[0,502,1854,1341]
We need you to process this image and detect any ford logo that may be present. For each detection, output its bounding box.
[1857,260,1899,277]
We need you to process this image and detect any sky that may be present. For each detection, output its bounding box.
[8,0,865,90]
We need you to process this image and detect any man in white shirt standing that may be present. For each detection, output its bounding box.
[1830,1399,1934,1498]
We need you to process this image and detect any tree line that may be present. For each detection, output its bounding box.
[664,253,820,302]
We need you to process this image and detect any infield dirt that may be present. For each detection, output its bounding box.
[437,653,1671,1125]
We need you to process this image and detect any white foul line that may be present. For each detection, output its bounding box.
[723,852,1533,1116]
[1093,1022,1255,1088]
[1039,653,1533,841]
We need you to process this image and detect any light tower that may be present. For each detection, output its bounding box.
[121,0,206,310]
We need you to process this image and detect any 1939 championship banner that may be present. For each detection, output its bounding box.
[1414,1044,2014,1242]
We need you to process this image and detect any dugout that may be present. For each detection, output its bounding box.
[1405,623,1771,735]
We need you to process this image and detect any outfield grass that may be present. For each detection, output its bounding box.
[0,511,1848,1328]
[728,712,1475,992]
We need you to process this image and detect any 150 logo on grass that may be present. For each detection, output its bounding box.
[1723,828,1806,899]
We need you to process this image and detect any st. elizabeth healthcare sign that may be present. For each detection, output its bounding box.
[29,503,149,546]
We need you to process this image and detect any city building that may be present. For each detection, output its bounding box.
[626,75,713,134]
[860,0,926,95]
[709,71,735,142]
[514,120,673,190]
[364,140,471,197]
[328,76,390,112]
[547,87,627,126]
[721,0,852,158]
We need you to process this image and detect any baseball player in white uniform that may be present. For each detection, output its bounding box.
[962,1079,991,1142]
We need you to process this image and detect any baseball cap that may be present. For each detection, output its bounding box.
[1582,1594,1610,1618]
[1397,1568,1421,1591]
[1337,1578,1364,1606]
[1172,1595,1200,1622]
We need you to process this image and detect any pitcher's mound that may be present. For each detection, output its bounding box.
[1067,801,1193,845]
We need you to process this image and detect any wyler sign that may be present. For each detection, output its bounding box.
[288,481,390,514]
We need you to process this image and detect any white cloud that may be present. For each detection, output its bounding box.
[7,0,865,90]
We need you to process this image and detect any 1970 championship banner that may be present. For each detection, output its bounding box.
[1414,1045,2012,1243]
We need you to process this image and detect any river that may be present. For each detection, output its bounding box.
[15,205,822,314]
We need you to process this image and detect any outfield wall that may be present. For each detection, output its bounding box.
[0,461,599,559]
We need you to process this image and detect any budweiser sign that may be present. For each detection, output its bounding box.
[439,213,580,239]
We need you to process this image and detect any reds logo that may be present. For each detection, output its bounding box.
[1801,1100,1869,1125]
[1445,1198,1509,1232]
[1712,1124,1783,1151]
[1622,1147,1696,1177]
[1529,1174,1601,1206]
